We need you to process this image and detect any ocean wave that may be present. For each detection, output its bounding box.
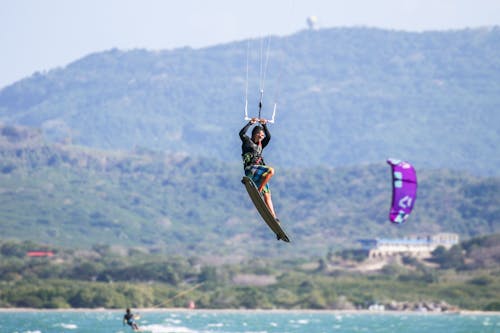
[55,323,78,329]
[140,323,194,333]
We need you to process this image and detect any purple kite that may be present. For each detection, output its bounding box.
[387,159,417,224]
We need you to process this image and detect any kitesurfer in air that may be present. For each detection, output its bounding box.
[123,308,140,331]
[239,118,278,220]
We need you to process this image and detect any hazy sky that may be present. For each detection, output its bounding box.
[1,0,499,88]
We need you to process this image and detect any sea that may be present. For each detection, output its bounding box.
[0,310,499,333]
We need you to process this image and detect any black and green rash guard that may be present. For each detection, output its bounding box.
[239,122,271,168]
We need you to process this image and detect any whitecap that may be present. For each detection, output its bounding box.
[290,318,310,324]
[140,324,194,333]
[56,323,78,329]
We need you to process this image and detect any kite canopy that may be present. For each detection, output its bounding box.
[387,159,417,224]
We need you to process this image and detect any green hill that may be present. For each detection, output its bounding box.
[1,124,498,257]
[0,27,499,175]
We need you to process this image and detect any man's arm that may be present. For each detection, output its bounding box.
[239,119,256,141]
[261,123,271,147]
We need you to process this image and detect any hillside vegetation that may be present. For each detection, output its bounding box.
[0,25,498,311]
[0,234,498,310]
[0,27,499,175]
[1,124,498,257]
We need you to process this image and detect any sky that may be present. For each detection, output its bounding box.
[1,0,500,89]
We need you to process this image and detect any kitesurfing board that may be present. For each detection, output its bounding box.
[242,176,290,242]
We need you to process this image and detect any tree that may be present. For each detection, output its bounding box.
[430,245,465,269]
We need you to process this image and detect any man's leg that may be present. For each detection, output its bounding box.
[257,167,274,193]
[263,192,277,218]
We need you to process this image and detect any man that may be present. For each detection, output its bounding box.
[239,118,277,220]
[123,308,139,331]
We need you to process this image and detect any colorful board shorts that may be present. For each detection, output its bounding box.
[245,164,273,194]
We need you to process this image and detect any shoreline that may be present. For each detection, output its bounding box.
[0,308,498,316]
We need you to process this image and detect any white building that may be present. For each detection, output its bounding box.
[359,233,459,258]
